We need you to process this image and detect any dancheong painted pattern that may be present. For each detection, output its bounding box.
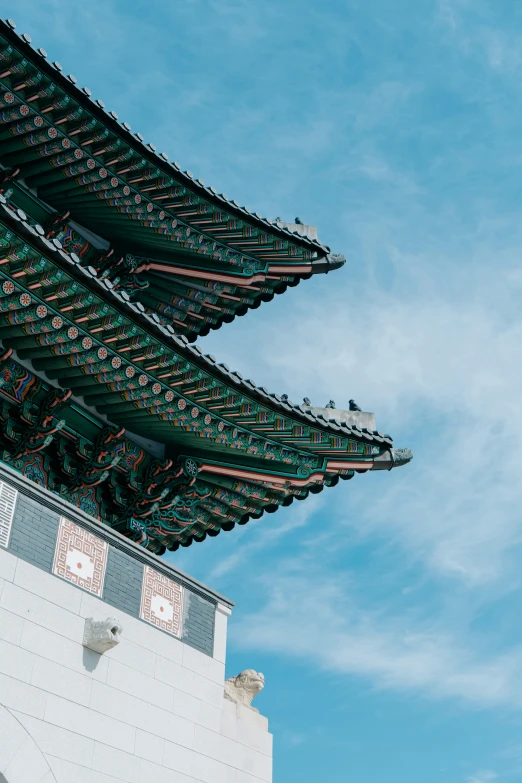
[0,18,411,555]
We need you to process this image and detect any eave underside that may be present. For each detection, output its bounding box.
[0,200,390,554]
[0,20,345,342]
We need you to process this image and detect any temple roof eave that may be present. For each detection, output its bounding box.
[0,19,414,557]
[0,18,332,257]
[0,197,391,448]
[0,20,351,342]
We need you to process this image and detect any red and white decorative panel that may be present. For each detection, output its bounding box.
[140,565,184,638]
[52,516,108,597]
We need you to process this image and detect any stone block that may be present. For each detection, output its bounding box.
[1,580,84,641]
[139,759,200,783]
[225,769,273,783]
[20,619,109,683]
[241,745,272,781]
[92,741,141,782]
[155,655,224,708]
[236,703,269,733]
[195,724,272,781]
[134,728,164,764]
[2,734,50,782]
[107,659,174,712]
[47,754,122,782]
[219,698,238,741]
[31,654,92,707]
[0,704,27,772]
[14,556,82,615]
[128,617,184,665]
[194,724,242,770]
[105,634,157,673]
[90,680,195,749]
[236,715,273,757]
[0,546,17,582]
[0,637,34,683]
[182,642,225,685]
[45,693,136,753]
[172,689,221,732]
[162,740,228,783]
[12,710,95,767]
[0,670,47,718]
[0,606,24,645]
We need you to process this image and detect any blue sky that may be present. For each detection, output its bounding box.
[7,1,522,781]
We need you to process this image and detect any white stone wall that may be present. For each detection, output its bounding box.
[0,547,272,783]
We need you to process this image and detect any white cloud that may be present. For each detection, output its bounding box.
[467,771,498,783]
[204,256,522,588]
[15,0,522,737]
[216,256,522,708]
[436,1,522,77]
[232,568,522,709]
[206,494,324,581]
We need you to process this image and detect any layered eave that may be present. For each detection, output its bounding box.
[0,18,345,342]
[0,198,407,554]
[0,17,411,556]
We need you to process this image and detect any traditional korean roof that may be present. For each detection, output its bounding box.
[0,197,411,553]
[0,18,412,556]
[0,18,345,342]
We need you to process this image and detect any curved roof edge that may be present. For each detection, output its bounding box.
[0,197,391,448]
[1,17,335,258]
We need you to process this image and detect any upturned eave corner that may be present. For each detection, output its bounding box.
[0,18,411,556]
[371,447,413,471]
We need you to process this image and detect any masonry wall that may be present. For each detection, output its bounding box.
[0,466,272,783]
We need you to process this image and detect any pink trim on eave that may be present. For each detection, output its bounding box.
[326,460,372,472]
[135,262,312,286]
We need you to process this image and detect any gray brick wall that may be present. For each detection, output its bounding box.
[8,492,59,572]
[103,546,143,618]
[2,473,222,658]
[183,591,215,656]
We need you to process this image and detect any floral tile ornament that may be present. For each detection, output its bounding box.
[140,565,184,638]
[52,516,108,597]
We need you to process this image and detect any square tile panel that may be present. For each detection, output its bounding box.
[140,565,184,638]
[52,516,108,597]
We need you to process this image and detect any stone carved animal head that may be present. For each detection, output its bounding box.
[224,669,265,711]
[83,617,123,654]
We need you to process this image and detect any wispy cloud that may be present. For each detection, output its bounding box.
[467,772,498,783]
[12,0,522,777]
[204,247,522,587]
[232,567,522,709]
[437,0,522,77]
[206,494,324,581]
